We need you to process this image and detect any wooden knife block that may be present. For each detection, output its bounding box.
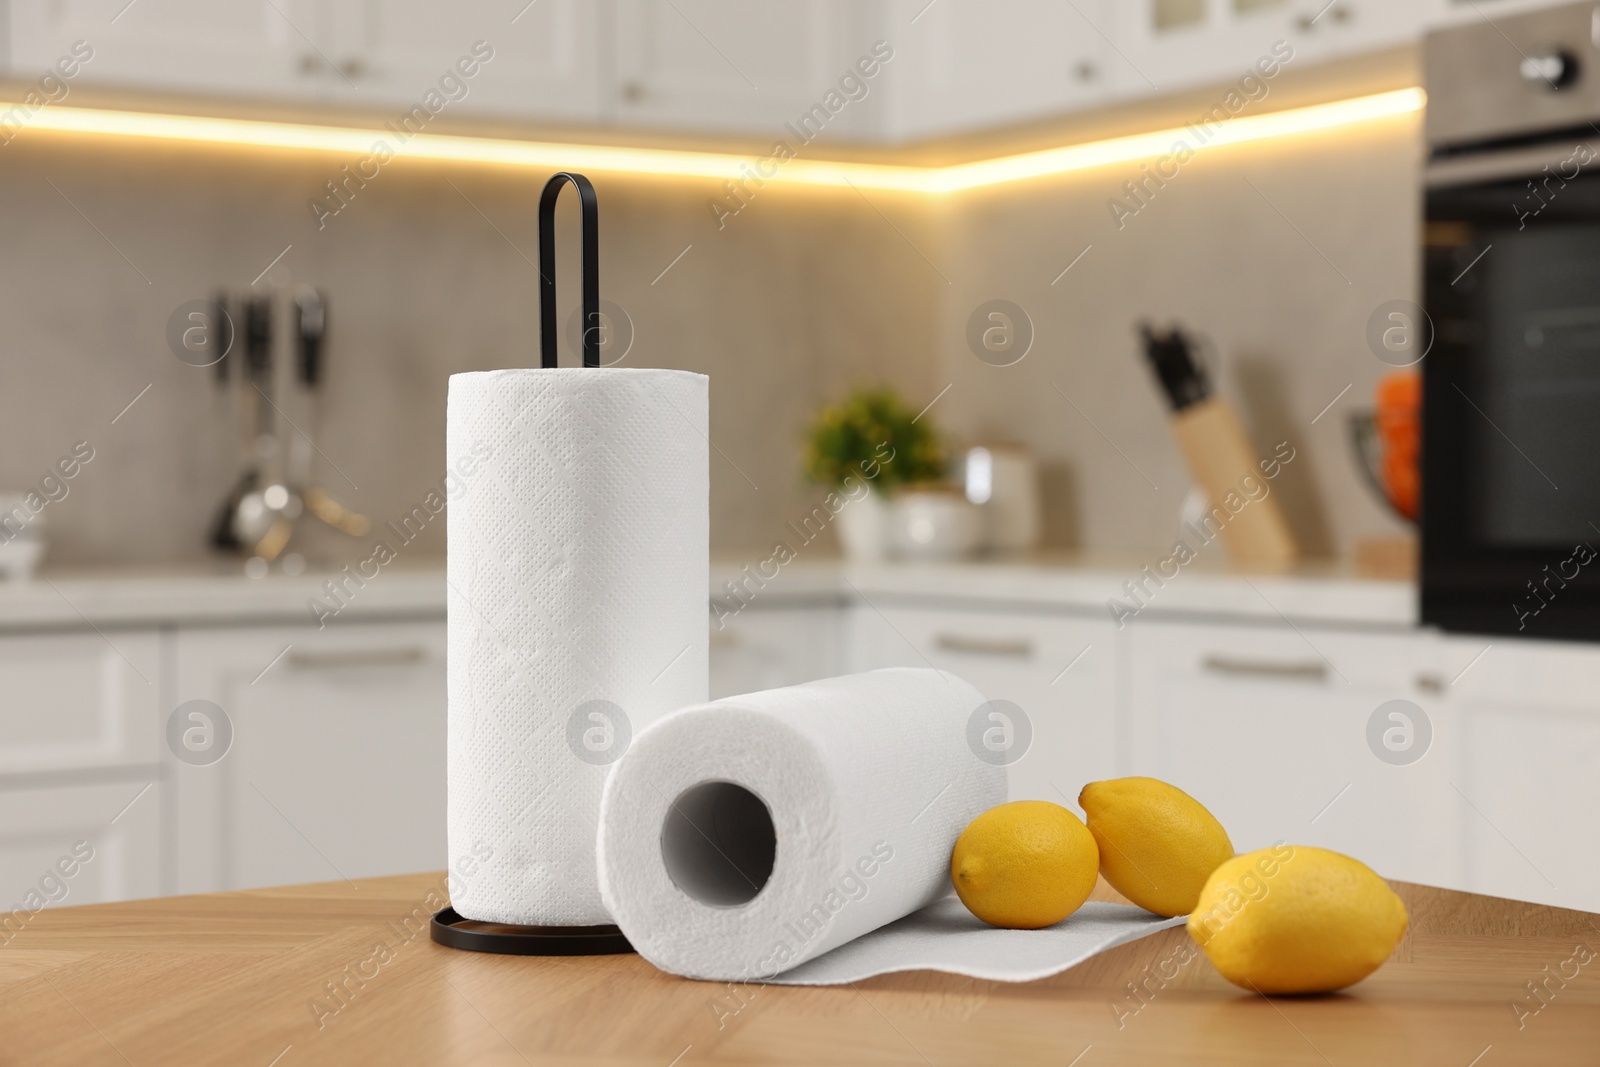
[1170,397,1299,566]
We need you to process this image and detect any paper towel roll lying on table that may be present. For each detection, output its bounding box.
[597,668,1006,980]
[447,366,708,926]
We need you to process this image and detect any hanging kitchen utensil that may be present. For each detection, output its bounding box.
[292,287,369,542]
[227,297,277,552]
[209,290,255,551]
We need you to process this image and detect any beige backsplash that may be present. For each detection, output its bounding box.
[0,52,1417,568]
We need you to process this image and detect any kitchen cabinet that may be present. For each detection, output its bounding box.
[845,603,1117,806]
[6,0,1571,141]
[0,627,163,908]
[328,0,603,123]
[0,628,163,908]
[0,780,162,910]
[2,562,1597,916]
[8,0,327,102]
[1110,0,1423,98]
[886,0,1117,142]
[611,0,889,140]
[171,620,446,895]
[1427,0,1576,30]
[0,629,162,778]
[7,0,601,123]
[1447,636,1600,913]
[1121,619,1460,893]
[709,602,842,699]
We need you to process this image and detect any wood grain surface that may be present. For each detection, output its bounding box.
[4,873,1597,1065]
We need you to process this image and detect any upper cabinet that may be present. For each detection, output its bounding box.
[7,0,603,123]
[327,0,603,123]
[885,0,1117,143]
[1,0,1577,142]
[611,0,890,140]
[8,0,326,101]
[1107,0,1421,94]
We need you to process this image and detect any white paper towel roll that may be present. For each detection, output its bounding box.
[447,367,708,926]
[597,668,1006,980]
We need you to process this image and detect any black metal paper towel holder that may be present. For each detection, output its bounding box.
[539,170,601,369]
[431,171,633,957]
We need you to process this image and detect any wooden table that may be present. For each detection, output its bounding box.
[4,873,1596,1065]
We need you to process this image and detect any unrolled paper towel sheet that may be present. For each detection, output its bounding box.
[448,367,708,926]
[769,897,1186,985]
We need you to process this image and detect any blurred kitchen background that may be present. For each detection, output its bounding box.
[3,0,1596,920]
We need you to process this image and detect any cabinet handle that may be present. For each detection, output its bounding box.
[298,53,325,75]
[934,634,1034,658]
[339,58,367,80]
[1200,655,1327,682]
[286,647,426,670]
[621,81,646,103]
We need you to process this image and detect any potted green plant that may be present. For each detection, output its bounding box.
[802,387,948,561]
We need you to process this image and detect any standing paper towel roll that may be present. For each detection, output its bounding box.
[597,668,1006,980]
[447,366,708,926]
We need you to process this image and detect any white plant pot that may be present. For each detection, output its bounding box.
[834,485,890,562]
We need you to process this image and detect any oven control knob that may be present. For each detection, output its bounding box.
[1520,49,1578,89]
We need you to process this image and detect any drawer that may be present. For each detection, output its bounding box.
[1123,620,1457,889]
[1443,635,1600,710]
[174,621,447,893]
[0,779,163,915]
[846,604,1116,805]
[0,631,163,776]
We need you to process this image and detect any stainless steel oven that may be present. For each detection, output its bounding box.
[1422,1,1600,640]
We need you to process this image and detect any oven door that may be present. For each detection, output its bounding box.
[1423,137,1600,641]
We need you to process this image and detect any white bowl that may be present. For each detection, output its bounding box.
[889,487,982,562]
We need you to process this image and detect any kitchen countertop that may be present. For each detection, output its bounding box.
[5,873,1593,1065]
[712,554,1416,628]
[0,554,1415,631]
[0,561,450,631]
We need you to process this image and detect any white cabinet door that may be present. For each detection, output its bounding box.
[611,0,889,140]
[0,780,162,912]
[1112,0,1297,95]
[1447,636,1600,913]
[709,604,841,699]
[173,619,446,894]
[1289,1,1425,62]
[1122,620,1457,890]
[0,629,161,777]
[887,0,1117,142]
[9,0,329,101]
[0,629,163,907]
[329,0,603,123]
[1425,0,1574,31]
[846,603,1116,806]
[1112,0,1429,98]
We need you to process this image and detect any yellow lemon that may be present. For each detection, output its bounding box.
[1078,777,1233,917]
[950,801,1099,929]
[1188,845,1409,995]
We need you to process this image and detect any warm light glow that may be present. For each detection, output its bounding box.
[11,88,1423,193]
[926,88,1425,192]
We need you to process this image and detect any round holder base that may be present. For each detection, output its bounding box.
[430,907,634,956]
